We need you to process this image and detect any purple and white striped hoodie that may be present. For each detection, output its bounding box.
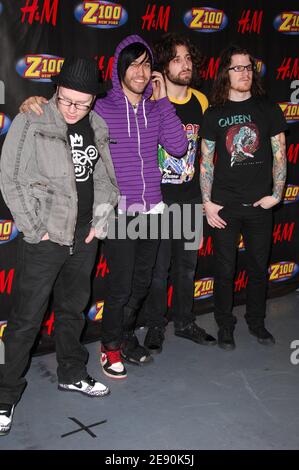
[94,34,188,212]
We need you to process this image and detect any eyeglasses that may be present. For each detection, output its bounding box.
[228,64,256,73]
[57,96,92,111]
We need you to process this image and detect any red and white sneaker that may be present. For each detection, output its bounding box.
[100,346,127,379]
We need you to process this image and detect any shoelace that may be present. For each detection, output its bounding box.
[190,323,205,336]
[83,375,95,386]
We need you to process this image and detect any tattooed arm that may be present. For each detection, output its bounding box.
[200,139,226,229]
[200,138,215,203]
[253,132,287,209]
[271,133,287,200]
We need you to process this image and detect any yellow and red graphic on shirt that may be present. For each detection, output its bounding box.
[159,123,199,184]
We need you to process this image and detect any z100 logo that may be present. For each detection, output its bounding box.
[16,54,64,82]
[255,59,266,77]
[238,234,245,251]
[0,113,11,136]
[283,185,299,204]
[269,261,299,282]
[278,102,299,123]
[194,277,214,299]
[274,11,299,34]
[184,7,228,33]
[0,220,19,244]
[74,1,128,28]
[88,301,104,321]
[0,321,7,339]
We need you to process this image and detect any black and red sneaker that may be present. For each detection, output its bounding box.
[100,346,127,379]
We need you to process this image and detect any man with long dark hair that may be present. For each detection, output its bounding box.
[200,45,287,350]
[143,33,216,354]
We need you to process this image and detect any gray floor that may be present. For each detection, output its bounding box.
[1,291,299,450]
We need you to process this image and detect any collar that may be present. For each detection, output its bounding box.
[168,87,192,105]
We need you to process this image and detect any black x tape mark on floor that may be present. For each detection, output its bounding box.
[61,417,107,438]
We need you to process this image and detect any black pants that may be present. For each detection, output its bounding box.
[0,225,98,405]
[144,200,201,330]
[101,213,161,349]
[212,204,273,329]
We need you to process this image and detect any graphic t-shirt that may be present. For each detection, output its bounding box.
[67,114,100,228]
[200,96,287,204]
[159,88,208,204]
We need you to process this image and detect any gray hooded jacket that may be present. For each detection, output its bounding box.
[0,97,119,245]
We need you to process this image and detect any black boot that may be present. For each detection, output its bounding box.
[249,325,275,344]
[144,326,165,354]
[122,305,153,365]
[218,327,235,350]
[121,331,153,365]
[175,321,217,345]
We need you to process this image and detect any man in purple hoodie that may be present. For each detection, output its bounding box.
[20,35,187,380]
[97,35,187,379]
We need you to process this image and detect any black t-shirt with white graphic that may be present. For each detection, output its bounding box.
[200,96,287,204]
[67,115,100,228]
[159,88,208,204]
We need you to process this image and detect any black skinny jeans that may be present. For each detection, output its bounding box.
[144,200,202,330]
[211,204,273,329]
[101,213,161,349]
